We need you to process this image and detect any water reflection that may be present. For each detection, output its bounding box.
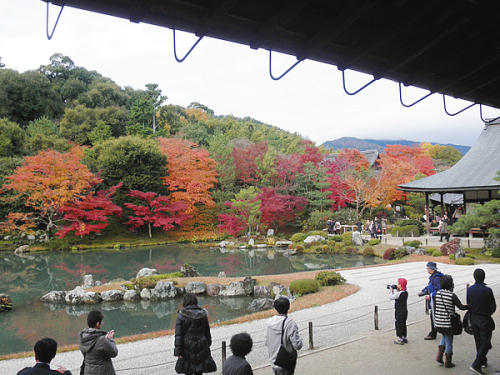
[0,244,385,355]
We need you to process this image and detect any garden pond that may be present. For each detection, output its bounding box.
[0,243,385,355]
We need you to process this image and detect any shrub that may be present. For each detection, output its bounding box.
[331,235,343,242]
[432,249,443,257]
[403,240,422,248]
[492,248,500,258]
[383,248,396,260]
[363,247,375,256]
[295,245,304,252]
[455,257,475,265]
[333,242,345,253]
[291,233,307,243]
[368,239,381,246]
[133,272,183,289]
[315,271,346,286]
[465,253,476,259]
[396,219,424,234]
[390,225,420,237]
[425,247,436,255]
[394,247,409,259]
[289,279,320,296]
[345,247,358,254]
[449,254,455,260]
[342,232,353,246]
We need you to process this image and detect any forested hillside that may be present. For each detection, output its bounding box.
[0,54,452,246]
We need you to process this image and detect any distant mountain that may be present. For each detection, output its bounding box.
[321,137,470,155]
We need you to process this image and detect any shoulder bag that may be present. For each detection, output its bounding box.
[463,310,473,335]
[274,317,298,374]
[441,293,463,335]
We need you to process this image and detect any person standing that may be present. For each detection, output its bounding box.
[265,297,303,375]
[356,219,362,233]
[334,219,341,235]
[174,293,217,375]
[439,214,450,242]
[390,278,408,345]
[17,337,72,375]
[79,310,118,375]
[223,332,253,375]
[433,275,468,368]
[468,268,496,375]
[418,262,444,340]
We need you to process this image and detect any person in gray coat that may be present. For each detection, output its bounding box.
[79,310,118,375]
[223,332,253,375]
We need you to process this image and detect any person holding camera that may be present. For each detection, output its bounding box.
[418,262,443,340]
[434,275,468,368]
[389,278,408,345]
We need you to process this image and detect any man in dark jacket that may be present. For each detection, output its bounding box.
[418,261,443,340]
[223,332,253,375]
[18,337,72,375]
[79,310,118,375]
[468,268,496,375]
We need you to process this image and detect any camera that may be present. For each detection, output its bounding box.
[386,284,397,290]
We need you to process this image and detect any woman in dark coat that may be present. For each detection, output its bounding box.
[174,293,217,375]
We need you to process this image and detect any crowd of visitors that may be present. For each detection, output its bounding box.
[17,267,495,375]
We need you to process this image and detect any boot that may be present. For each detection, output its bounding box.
[436,345,445,364]
[444,353,455,368]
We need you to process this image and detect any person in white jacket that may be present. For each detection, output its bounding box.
[265,297,303,375]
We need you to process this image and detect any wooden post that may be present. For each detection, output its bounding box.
[309,322,314,350]
[222,340,227,365]
[374,305,379,330]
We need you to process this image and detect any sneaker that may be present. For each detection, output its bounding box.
[402,338,408,343]
[394,339,404,345]
[470,366,485,375]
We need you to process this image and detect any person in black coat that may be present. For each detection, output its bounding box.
[17,337,72,375]
[174,293,217,375]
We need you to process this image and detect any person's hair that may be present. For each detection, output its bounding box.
[440,274,454,291]
[474,268,485,283]
[230,332,253,357]
[182,293,198,307]
[87,310,104,328]
[274,297,290,314]
[34,337,57,363]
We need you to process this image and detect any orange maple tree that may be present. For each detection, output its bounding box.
[158,138,218,213]
[2,146,101,236]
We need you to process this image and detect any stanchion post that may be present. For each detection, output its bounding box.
[222,340,227,365]
[309,321,314,350]
[374,305,379,330]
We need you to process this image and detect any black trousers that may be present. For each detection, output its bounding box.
[471,315,494,368]
[395,309,408,338]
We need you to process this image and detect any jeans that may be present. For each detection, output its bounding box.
[439,334,453,354]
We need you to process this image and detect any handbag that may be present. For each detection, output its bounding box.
[441,294,463,335]
[463,310,473,335]
[274,317,298,374]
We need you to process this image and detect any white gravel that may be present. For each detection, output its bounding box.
[2,261,499,374]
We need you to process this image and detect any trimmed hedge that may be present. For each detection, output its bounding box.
[363,247,375,256]
[291,233,307,242]
[368,239,381,246]
[315,271,346,286]
[383,248,396,260]
[306,230,328,239]
[289,279,320,296]
[390,225,420,237]
[393,247,409,259]
[396,219,424,234]
[432,249,443,257]
[455,257,475,265]
[403,240,422,248]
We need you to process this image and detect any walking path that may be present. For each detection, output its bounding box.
[1,261,499,375]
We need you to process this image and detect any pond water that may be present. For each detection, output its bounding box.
[0,244,385,355]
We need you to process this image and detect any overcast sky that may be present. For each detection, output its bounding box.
[2,0,499,147]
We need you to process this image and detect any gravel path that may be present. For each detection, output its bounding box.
[2,261,499,374]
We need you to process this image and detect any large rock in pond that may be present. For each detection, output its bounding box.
[352,231,363,247]
[185,282,207,294]
[304,235,325,244]
[242,277,256,295]
[136,268,159,279]
[123,290,140,301]
[180,263,201,277]
[1,293,13,312]
[83,292,102,304]
[151,281,177,300]
[140,288,151,300]
[82,274,94,289]
[14,245,30,254]
[65,286,87,305]
[275,240,292,247]
[247,298,274,312]
[219,281,246,297]
[440,238,464,258]
[101,290,124,302]
[40,291,66,304]
[207,284,222,296]
[254,285,271,297]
